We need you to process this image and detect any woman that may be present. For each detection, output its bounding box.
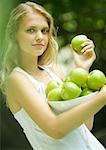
[0,2,106,149]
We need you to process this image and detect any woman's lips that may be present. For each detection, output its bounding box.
[32,43,44,47]
[32,44,45,49]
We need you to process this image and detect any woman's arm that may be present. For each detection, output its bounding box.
[70,39,96,130]
[6,71,106,139]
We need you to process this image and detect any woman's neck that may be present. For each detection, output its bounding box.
[19,51,40,74]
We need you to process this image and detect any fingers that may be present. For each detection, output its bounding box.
[81,39,95,48]
[81,39,95,53]
[83,49,94,57]
[81,39,96,60]
[81,45,93,53]
[83,49,96,61]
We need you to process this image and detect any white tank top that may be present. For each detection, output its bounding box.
[13,66,105,150]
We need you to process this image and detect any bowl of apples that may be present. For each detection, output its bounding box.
[46,68,106,114]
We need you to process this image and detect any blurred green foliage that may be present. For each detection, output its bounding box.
[1,0,106,73]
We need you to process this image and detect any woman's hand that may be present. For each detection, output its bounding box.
[71,39,96,71]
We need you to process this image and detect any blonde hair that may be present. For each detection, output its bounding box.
[0,2,58,93]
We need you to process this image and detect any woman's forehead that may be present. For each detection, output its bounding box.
[19,13,49,29]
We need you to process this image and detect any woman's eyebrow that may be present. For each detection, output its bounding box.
[26,24,49,29]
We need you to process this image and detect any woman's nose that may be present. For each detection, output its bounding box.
[35,30,43,42]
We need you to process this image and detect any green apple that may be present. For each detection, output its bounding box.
[45,80,60,96]
[87,70,106,91]
[71,34,88,54]
[67,68,88,87]
[80,88,93,96]
[61,82,82,100]
[48,87,62,101]
[81,83,88,89]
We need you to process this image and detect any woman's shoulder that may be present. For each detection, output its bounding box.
[6,67,40,100]
[8,67,33,82]
[7,67,33,91]
[8,67,26,82]
[7,67,41,93]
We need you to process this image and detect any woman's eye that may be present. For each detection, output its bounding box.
[42,28,49,34]
[26,28,36,33]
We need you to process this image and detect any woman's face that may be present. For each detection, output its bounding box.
[16,11,49,56]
